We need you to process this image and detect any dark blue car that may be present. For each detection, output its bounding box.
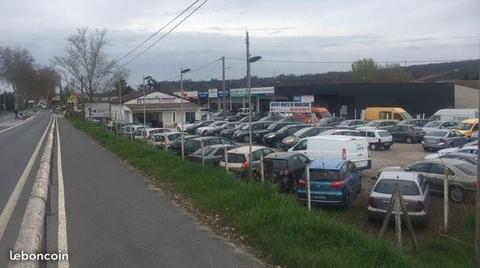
[297,159,362,208]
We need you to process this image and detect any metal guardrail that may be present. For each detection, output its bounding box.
[9,117,55,268]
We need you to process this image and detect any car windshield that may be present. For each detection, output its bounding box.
[398,120,414,125]
[277,125,292,134]
[264,159,287,171]
[294,127,312,137]
[227,153,246,163]
[309,169,340,182]
[211,122,225,127]
[374,179,420,195]
[366,121,380,127]
[424,121,442,127]
[455,163,477,176]
[185,140,201,151]
[337,121,351,126]
[193,147,216,156]
[456,123,474,130]
[427,131,448,137]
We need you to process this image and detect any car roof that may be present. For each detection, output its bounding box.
[228,146,267,153]
[265,152,302,160]
[379,171,420,182]
[307,135,365,141]
[424,158,469,165]
[461,118,478,123]
[206,144,235,149]
[309,159,345,170]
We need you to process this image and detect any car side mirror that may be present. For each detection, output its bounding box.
[370,176,378,181]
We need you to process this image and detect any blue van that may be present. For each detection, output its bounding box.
[297,159,362,208]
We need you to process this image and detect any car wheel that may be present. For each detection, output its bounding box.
[406,137,413,144]
[243,135,249,143]
[369,144,377,151]
[449,185,465,202]
[384,145,391,150]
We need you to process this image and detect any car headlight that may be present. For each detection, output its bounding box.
[283,137,294,143]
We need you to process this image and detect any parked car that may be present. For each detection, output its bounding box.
[122,124,145,138]
[289,136,372,170]
[263,152,310,193]
[358,129,393,150]
[196,121,228,136]
[188,144,237,165]
[421,129,469,151]
[225,115,244,122]
[253,121,298,142]
[356,120,399,131]
[231,121,274,142]
[424,144,478,159]
[180,136,237,156]
[259,113,287,121]
[398,119,432,127]
[176,122,197,132]
[219,146,275,177]
[387,125,425,143]
[440,152,478,165]
[365,107,412,121]
[168,134,199,153]
[186,120,214,134]
[280,126,331,149]
[368,171,430,226]
[220,123,247,139]
[454,118,479,137]
[336,119,367,129]
[238,114,261,122]
[147,132,182,149]
[421,120,459,132]
[297,159,362,208]
[380,158,477,202]
[315,117,345,127]
[263,124,310,147]
[318,129,361,137]
[429,108,478,122]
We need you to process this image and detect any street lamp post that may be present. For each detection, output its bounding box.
[245,31,262,179]
[142,75,152,127]
[180,68,191,160]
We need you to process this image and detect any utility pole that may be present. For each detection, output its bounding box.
[222,56,226,113]
[143,75,146,127]
[118,79,122,104]
[180,70,185,160]
[246,31,253,179]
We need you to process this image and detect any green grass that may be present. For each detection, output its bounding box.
[70,119,475,268]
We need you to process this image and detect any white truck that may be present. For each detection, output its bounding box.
[429,109,478,122]
[288,136,372,170]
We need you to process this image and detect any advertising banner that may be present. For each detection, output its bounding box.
[269,102,311,113]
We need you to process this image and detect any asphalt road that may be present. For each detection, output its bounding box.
[0,111,52,267]
[55,118,262,267]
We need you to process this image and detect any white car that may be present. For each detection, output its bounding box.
[424,144,478,159]
[147,132,182,149]
[219,146,274,177]
[358,129,393,150]
[288,135,372,170]
[356,120,399,131]
[177,122,196,132]
[196,121,228,136]
[133,127,170,140]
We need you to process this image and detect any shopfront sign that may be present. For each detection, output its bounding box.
[208,88,218,98]
[270,102,311,113]
[294,95,314,103]
[125,92,182,104]
[230,87,275,97]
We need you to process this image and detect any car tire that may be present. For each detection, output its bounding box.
[369,144,377,151]
[406,137,413,144]
[449,185,465,203]
[384,145,391,150]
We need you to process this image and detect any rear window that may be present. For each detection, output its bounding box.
[227,153,246,163]
[185,140,201,151]
[310,170,340,182]
[374,179,420,195]
[154,135,165,142]
[455,163,476,176]
[378,131,391,137]
[264,159,287,171]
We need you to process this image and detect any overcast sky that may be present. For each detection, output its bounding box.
[0,0,478,86]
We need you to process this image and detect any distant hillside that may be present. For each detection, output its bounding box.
[150,59,479,92]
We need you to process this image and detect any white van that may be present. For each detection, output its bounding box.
[430,109,478,122]
[288,136,371,170]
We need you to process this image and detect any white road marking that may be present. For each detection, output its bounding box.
[0,111,40,134]
[0,116,53,240]
[56,117,70,268]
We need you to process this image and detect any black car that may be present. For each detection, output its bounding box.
[398,119,432,127]
[220,123,247,139]
[336,119,367,129]
[186,120,214,134]
[231,121,274,142]
[263,124,310,147]
[169,135,199,153]
[263,152,310,193]
[225,115,245,122]
[238,114,261,123]
[387,125,426,143]
[172,136,237,155]
[253,121,298,142]
[188,144,237,165]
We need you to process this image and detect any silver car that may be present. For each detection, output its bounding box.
[380,158,477,202]
[368,171,430,226]
[421,129,469,151]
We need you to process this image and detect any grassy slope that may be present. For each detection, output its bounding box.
[70,119,474,268]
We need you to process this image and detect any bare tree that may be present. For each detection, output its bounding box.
[53,28,127,102]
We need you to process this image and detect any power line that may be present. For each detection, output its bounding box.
[224,57,474,65]
[119,0,209,68]
[115,0,201,63]
[162,57,221,81]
